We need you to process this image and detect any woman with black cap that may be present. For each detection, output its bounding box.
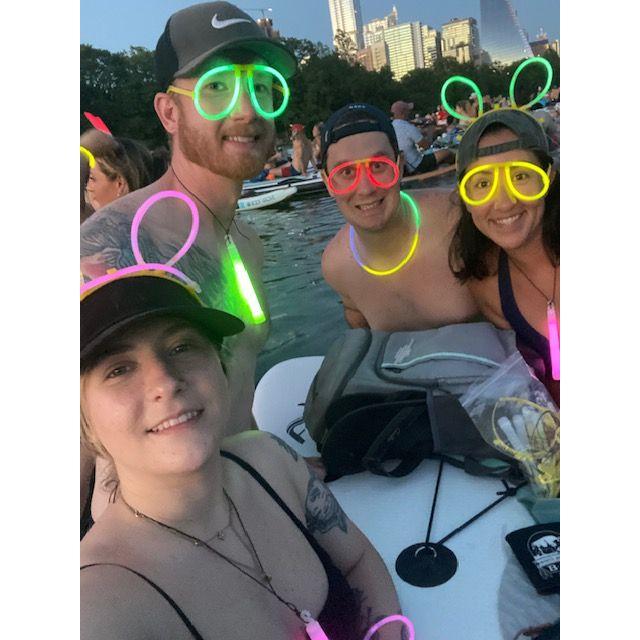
[448,109,560,404]
[80,272,403,640]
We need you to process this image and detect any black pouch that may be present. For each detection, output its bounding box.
[505,523,560,595]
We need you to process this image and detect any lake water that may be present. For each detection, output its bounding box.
[245,173,458,380]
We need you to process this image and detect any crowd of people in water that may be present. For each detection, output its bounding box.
[80,2,560,639]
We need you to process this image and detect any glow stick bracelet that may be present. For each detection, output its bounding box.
[547,302,560,380]
[362,615,415,640]
[226,236,266,324]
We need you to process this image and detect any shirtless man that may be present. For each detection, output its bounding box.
[268,123,314,177]
[80,2,296,519]
[320,103,478,331]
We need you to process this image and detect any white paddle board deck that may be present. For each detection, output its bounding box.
[253,357,559,640]
[236,186,297,211]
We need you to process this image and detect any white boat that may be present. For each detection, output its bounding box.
[253,356,559,640]
[236,186,297,211]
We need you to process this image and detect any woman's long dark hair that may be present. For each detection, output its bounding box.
[449,151,560,282]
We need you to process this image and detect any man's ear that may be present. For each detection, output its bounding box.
[320,169,330,190]
[397,152,405,179]
[154,92,180,136]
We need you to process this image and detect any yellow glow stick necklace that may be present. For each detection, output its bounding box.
[348,191,421,276]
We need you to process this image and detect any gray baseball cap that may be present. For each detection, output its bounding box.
[155,2,297,88]
[456,109,550,179]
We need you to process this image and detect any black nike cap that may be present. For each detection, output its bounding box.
[155,2,297,89]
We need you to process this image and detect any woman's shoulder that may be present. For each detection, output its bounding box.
[222,431,302,478]
[221,431,308,506]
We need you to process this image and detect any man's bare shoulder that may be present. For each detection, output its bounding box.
[412,187,461,230]
[321,225,350,286]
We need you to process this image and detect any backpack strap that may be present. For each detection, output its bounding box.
[362,404,430,477]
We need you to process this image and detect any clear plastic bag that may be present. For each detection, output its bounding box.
[460,352,560,498]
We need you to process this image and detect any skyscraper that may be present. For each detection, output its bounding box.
[328,0,364,50]
[480,0,533,65]
[442,18,481,65]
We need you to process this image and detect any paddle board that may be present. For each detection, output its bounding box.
[236,186,297,211]
[253,356,559,640]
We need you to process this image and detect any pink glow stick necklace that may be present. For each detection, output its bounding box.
[509,258,560,380]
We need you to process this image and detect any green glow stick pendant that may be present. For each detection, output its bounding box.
[225,236,266,324]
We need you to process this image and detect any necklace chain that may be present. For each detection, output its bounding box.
[509,256,557,305]
[170,165,235,237]
[119,491,302,618]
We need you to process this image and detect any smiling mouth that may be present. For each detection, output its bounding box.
[491,212,524,226]
[223,135,260,143]
[148,410,203,434]
[356,198,384,211]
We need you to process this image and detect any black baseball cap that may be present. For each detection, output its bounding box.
[81,274,245,362]
[320,103,400,169]
[155,2,297,89]
[456,108,551,179]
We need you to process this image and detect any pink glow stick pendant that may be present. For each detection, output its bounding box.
[547,301,560,380]
[301,611,330,640]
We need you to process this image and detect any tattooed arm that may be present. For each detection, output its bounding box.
[253,433,403,639]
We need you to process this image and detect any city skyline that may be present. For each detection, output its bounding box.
[81,0,559,53]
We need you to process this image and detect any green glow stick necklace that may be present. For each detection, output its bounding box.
[171,166,266,324]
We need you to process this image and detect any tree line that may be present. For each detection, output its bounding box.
[80,40,560,148]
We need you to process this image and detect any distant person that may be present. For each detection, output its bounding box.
[80,151,94,224]
[80,131,152,210]
[390,100,454,176]
[320,103,478,331]
[268,124,314,177]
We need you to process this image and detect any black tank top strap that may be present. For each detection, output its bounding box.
[220,450,329,560]
[220,450,360,640]
[498,249,550,359]
[81,563,205,640]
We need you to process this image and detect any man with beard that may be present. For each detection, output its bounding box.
[80,2,297,525]
[320,104,479,331]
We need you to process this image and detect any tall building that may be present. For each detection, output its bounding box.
[363,5,398,46]
[442,18,481,65]
[421,25,442,68]
[328,0,364,50]
[382,22,424,79]
[357,41,389,72]
[480,0,533,65]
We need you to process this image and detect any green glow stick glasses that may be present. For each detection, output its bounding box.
[440,56,554,121]
[168,64,290,121]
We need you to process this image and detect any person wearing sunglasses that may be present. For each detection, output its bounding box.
[448,109,560,404]
[80,2,297,524]
[80,273,404,640]
[320,103,478,331]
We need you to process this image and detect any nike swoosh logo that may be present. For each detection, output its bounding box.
[211,14,252,29]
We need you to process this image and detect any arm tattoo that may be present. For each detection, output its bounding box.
[268,433,299,461]
[353,591,408,640]
[80,212,223,308]
[304,475,347,535]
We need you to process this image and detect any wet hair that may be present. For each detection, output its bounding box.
[449,125,560,282]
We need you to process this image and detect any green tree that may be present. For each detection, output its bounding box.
[333,30,358,64]
[80,44,165,146]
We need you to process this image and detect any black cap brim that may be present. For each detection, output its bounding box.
[81,275,245,362]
